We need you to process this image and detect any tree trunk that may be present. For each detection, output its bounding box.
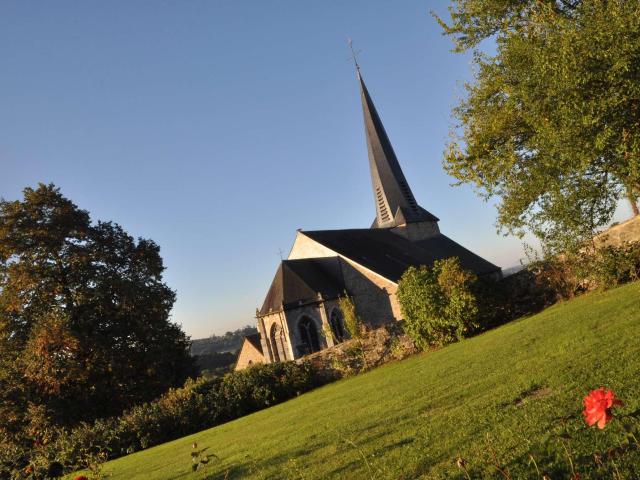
[626,187,640,216]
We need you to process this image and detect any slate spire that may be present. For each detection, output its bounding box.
[357,70,438,228]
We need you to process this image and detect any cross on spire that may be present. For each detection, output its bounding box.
[347,37,362,72]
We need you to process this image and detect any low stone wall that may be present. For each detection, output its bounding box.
[299,270,551,378]
[596,216,640,246]
[299,322,417,379]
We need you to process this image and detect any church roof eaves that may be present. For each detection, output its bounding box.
[301,228,501,282]
[258,257,345,317]
[244,333,263,354]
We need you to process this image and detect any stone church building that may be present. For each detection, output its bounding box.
[235,69,501,370]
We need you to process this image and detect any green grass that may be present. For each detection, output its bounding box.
[95,283,640,479]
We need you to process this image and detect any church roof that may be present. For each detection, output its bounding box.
[259,257,345,316]
[358,71,438,228]
[243,333,263,354]
[302,228,500,282]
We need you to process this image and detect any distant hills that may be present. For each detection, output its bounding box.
[190,324,258,355]
[190,325,258,375]
[502,264,526,277]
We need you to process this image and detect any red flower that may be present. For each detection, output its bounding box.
[74,476,89,480]
[583,387,623,429]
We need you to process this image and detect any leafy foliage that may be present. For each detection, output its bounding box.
[0,184,196,469]
[531,241,640,299]
[434,0,583,53]
[338,292,364,340]
[336,293,368,371]
[438,0,640,252]
[397,258,479,350]
[0,361,323,477]
[193,352,237,377]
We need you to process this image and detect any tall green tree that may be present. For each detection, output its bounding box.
[0,184,196,438]
[437,0,640,251]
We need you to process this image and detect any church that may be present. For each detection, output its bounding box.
[235,68,501,370]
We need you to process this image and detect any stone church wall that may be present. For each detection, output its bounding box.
[391,221,439,242]
[284,303,330,359]
[288,232,402,327]
[595,215,640,247]
[288,232,337,260]
[339,259,401,327]
[258,299,345,362]
[258,311,294,362]
[302,321,418,379]
[235,339,265,371]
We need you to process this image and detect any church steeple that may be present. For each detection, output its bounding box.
[357,70,439,229]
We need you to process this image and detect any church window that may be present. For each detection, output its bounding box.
[329,309,346,343]
[297,316,321,356]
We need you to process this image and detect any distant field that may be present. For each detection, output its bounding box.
[90,283,640,479]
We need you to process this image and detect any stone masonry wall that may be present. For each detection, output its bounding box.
[283,302,330,359]
[288,231,402,327]
[288,232,337,259]
[595,216,640,247]
[258,312,293,362]
[235,339,265,371]
[300,322,417,380]
[339,259,401,327]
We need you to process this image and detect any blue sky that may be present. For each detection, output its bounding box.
[2,2,632,338]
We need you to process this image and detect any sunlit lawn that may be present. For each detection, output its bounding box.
[89,282,640,479]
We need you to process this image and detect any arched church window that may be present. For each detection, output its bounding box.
[329,309,346,343]
[297,316,321,356]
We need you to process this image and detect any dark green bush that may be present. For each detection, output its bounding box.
[475,269,554,330]
[0,361,323,477]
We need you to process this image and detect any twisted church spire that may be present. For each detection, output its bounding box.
[356,70,438,228]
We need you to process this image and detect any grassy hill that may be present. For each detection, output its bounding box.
[91,283,640,479]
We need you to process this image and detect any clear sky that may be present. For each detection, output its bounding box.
[2,1,633,338]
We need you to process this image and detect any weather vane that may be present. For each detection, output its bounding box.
[347,37,362,71]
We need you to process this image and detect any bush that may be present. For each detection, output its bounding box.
[476,269,552,330]
[584,242,640,288]
[397,258,479,350]
[0,362,323,477]
[531,241,640,300]
[337,293,364,340]
[530,253,584,300]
